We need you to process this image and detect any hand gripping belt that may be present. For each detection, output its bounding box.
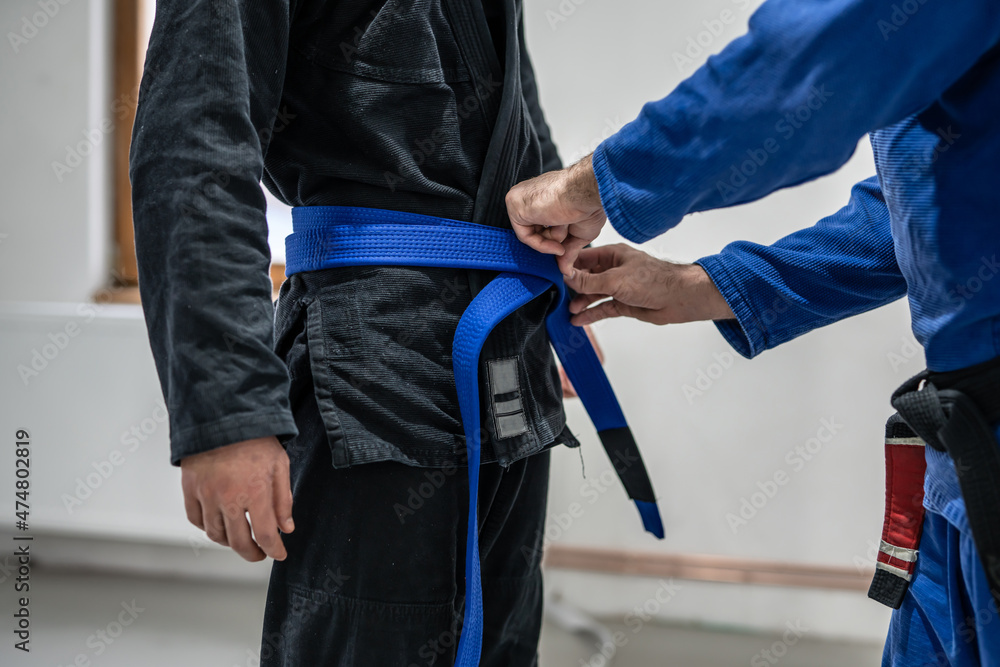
[285,206,664,666]
[871,355,1000,610]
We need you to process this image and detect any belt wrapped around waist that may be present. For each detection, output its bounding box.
[870,355,1000,610]
[285,205,664,666]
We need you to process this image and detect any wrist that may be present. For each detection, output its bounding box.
[565,154,603,214]
[685,264,735,321]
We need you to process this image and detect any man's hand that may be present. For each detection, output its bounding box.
[565,244,736,327]
[180,436,294,562]
[507,154,607,276]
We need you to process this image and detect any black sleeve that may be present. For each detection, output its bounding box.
[518,19,562,173]
[129,0,299,466]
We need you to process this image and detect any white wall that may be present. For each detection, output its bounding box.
[524,0,910,641]
[0,0,112,302]
[0,301,277,597]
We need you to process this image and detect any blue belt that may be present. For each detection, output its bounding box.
[285,206,664,666]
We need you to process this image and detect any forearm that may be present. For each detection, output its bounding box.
[594,0,1000,243]
[130,0,298,465]
[695,176,907,358]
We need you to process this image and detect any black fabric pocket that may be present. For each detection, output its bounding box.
[302,285,365,467]
[300,267,471,468]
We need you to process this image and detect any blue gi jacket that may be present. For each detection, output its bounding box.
[592,0,1000,374]
[591,0,1000,554]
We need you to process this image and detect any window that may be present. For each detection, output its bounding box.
[109,0,291,303]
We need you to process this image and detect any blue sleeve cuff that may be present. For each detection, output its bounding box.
[695,254,768,359]
[593,142,658,244]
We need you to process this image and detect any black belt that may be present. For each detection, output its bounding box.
[888,354,1000,608]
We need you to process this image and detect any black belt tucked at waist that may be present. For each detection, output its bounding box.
[887,355,1000,608]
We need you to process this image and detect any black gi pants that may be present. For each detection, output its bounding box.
[259,301,551,667]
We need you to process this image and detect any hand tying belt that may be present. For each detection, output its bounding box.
[869,356,1000,609]
[284,206,664,666]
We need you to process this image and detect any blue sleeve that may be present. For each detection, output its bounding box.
[593,0,1000,243]
[694,176,907,358]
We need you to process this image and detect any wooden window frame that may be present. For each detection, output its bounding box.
[104,0,284,305]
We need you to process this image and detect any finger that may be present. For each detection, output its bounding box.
[202,506,229,546]
[563,235,593,262]
[247,495,287,561]
[224,509,267,562]
[569,293,608,314]
[574,246,614,273]
[273,458,295,534]
[543,224,569,245]
[513,225,566,256]
[556,251,577,278]
[574,245,631,276]
[510,217,537,243]
[569,299,644,327]
[183,491,204,530]
[565,266,621,296]
[557,237,593,276]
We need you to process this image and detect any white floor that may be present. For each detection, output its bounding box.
[0,566,884,666]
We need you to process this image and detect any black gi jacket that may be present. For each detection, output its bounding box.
[129,0,580,467]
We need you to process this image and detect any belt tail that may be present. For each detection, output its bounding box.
[546,308,665,539]
[452,272,554,667]
[868,414,926,609]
